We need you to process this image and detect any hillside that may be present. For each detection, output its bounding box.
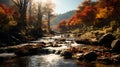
[52,10,75,25]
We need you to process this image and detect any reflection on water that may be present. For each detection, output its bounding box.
[0,36,120,67]
[0,54,80,67]
[0,54,120,67]
[28,54,79,67]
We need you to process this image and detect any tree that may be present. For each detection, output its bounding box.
[57,20,68,32]
[37,0,43,36]
[11,0,30,29]
[0,4,17,33]
[43,0,55,33]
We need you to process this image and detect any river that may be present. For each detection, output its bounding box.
[0,54,120,67]
[0,35,120,67]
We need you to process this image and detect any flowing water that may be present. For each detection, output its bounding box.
[0,35,120,67]
[0,54,120,67]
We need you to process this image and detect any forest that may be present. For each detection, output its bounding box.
[0,0,120,48]
[57,0,120,39]
[1,0,120,67]
[0,0,55,46]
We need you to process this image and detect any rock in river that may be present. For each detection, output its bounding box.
[60,50,73,59]
[111,39,120,53]
[84,51,98,62]
[98,33,115,48]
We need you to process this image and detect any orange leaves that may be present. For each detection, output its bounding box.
[57,5,97,32]
[0,4,14,16]
[0,7,5,14]
[57,0,120,32]
[96,7,113,19]
[57,20,68,32]
[0,4,9,14]
[79,6,97,25]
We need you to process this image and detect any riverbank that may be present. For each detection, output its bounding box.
[0,33,120,66]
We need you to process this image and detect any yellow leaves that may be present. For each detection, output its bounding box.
[8,21,17,26]
[96,7,113,19]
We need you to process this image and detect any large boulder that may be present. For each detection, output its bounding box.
[97,57,113,64]
[15,45,41,56]
[111,55,120,64]
[98,33,115,48]
[84,51,98,62]
[60,50,73,59]
[111,39,120,53]
[75,39,91,44]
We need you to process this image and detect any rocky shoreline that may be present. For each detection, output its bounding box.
[0,33,120,65]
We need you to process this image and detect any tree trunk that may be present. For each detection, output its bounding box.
[48,11,51,34]
[37,1,43,36]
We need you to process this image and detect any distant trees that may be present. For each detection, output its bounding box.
[57,0,120,33]
[57,20,67,32]
[43,0,55,33]
[29,0,55,35]
[57,0,97,32]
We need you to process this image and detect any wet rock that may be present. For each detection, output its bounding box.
[6,48,17,53]
[52,44,61,47]
[73,53,84,60]
[111,55,120,64]
[75,39,91,44]
[29,48,39,54]
[111,39,120,53]
[78,50,83,53]
[69,47,79,53]
[39,49,50,54]
[58,38,66,42]
[15,45,41,56]
[15,48,29,56]
[49,49,56,54]
[37,42,46,47]
[97,57,113,64]
[0,53,16,62]
[84,51,98,62]
[98,33,115,48]
[55,50,61,55]
[81,47,88,53]
[60,50,73,59]
[90,40,99,45]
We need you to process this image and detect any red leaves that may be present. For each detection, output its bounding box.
[57,0,120,32]
[57,20,68,32]
[76,6,97,25]
[58,20,66,28]
[57,5,97,32]
[0,4,14,15]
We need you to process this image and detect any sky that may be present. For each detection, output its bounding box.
[53,0,83,14]
[0,0,11,6]
[0,0,83,14]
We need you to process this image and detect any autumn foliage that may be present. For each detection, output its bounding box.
[0,4,14,15]
[57,0,120,32]
[0,4,17,32]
